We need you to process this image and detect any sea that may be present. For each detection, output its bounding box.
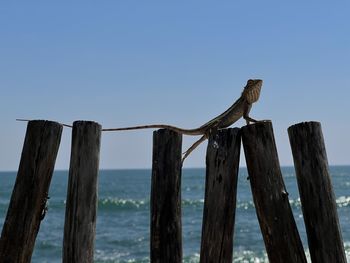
[1,166,350,263]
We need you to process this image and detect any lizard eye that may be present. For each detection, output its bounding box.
[247,79,254,85]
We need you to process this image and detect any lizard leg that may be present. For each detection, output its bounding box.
[182,135,207,163]
[244,116,271,125]
[243,103,257,124]
[243,103,268,124]
[243,103,270,124]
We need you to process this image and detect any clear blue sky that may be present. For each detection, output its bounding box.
[0,2,349,170]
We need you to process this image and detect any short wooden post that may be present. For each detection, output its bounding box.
[0,120,62,263]
[241,121,307,263]
[200,128,241,263]
[288,121,346,263]
[151,129,182,263]
[63,121,101,263]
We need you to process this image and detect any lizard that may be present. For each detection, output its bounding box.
[104,79,264,163]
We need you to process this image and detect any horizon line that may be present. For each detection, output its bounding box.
[0,164,350,173]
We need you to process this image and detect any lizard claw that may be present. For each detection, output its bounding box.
[246,119,271,125]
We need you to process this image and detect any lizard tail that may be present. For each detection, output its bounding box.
[102,124,203,135]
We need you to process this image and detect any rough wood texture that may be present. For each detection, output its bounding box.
[63,121,101,263]
[151,129,182,263]
[0,120,62,263]
[241,121,307,263]
[288,121,346,263]
[200,128,241,263]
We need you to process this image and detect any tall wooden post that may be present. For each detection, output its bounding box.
[241,121,307,263]
[0,120,62,263]
[151,129,182,263]
[288,121,346,263]
[200,128,241,263]
[63,121,101,263]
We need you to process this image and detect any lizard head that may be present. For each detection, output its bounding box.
[242,79,263,104]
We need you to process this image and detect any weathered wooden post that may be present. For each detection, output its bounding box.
[288,121,346,263]
[63,121,101,263]
[151,129,182,263]
[200,128,241,263]
[241,121,307,263]
[0,120,62,263]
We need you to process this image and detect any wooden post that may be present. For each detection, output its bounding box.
[151,129,182,263]
[288,121,346,263]
[241,121,307,263]
[200,128,241,263]
[63,121,101,263]
[0,120,62,262]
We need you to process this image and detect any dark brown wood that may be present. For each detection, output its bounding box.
[288,121,346,263]
[0,120,62,263]
[200,128,241,263]
[151,129,182,263]
[63,121,101,263]
[241,121,307,263]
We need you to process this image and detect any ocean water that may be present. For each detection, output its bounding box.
[0,166,350,262]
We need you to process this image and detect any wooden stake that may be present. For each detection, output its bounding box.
[151,129,182,263]
[0,120,62,262]
[63,121,101,263]
[200,128,241,263]
[288,121,346,263]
